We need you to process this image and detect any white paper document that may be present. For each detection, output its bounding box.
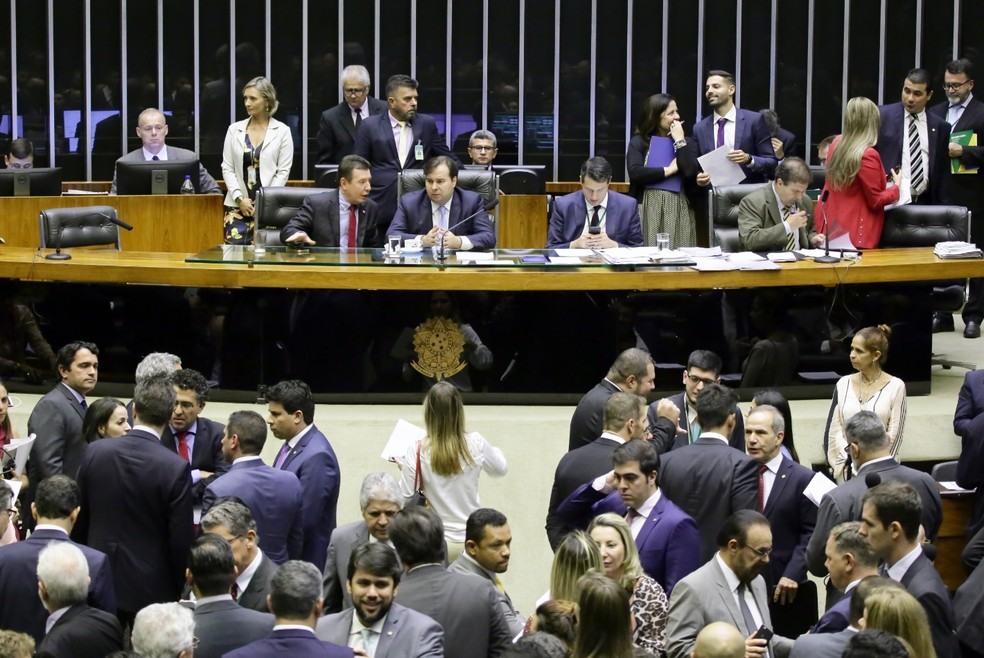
[726,251,767,262]
[768,252,797,262]
[456,252,494,261]
[380,419,426,462]
[680,246,723,258]
[735,260,781,270]
[696,145,746,186]
[548,257,584,265]
[5,477,21,502]
[691,257,737,271]
[4,434,35,476]
[826,232,856,250]
[803,472,838,506]
[553,248,595,257]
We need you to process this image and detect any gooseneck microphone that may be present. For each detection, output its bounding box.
[437,196,499,262]
[45,211,134,261]
[814,190,842,264]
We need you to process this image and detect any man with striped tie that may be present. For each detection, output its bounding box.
[737,157,823,252]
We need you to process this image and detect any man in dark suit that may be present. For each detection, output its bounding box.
[315,65,388,166]
[930,58,984,338]
[390,506,512,658]
[546,156,643,249]
[659,383,759,562]
[876,68,951,206]
[568,348,655,451]
[27,341,99,483]
[35,542,123,658]
[72,376,194,626]
[859,481,959,658]
[467,129,499,168]
[131,602,197,658]
[0,476,116,643]
[760,108,798,160]
[954,368,984,538]
[745,405,818,636]
[317,543,444,657]
[202,410,303,565]
[322,472,402,612]
[793,577,898,658]
[693,70,778,186]
[388,155,496,251]
[648,350,746,454]
[266,379,340,572]
[354,74,459,227]
[806,411,942,578]
[187,534,275,658]
[737,157,823,251]
[550,392,650,549]
[200,499,279,613]
[161,368,228,505]
[955,526,984,658]
[810,521,879,634]
[556,439,701,595]
[225,560,351,658]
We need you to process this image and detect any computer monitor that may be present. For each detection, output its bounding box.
[492,164,547,195]
[115,159,200,195]
[0,167,63,196]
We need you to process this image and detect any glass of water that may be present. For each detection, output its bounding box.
[656,233,670,251]
[387,234,401,254]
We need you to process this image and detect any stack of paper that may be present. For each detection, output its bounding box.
[680,246,723,258]
[935,241,983,259]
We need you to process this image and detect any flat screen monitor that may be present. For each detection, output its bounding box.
[492,164,547,195]
[0,167,63,196]
[116,159,200,195]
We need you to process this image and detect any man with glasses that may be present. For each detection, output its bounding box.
[315,65,388,167]
[109,107,220,194]
[930,58,984,338]
[467,130,498,169]
[666,510,795,658]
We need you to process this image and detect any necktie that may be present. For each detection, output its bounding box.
[439,204,448,230]
[361,629,373,653]
[737,583,760,636]
[782,206,796,251]
[908,113,925,195]
[176,430,191,462]
[878,562,890,577]
[151,155,160,161]
[716,117,727,148]
[354,108,362,127]
[397,121,408,164]
[494,575,506,594]
[231,582,240,601]
[589,205,601,229]
[689,419,701,444]
[79,398,88,411]
[347,205,358,250]
[757,464,767,512]
[274,442,291,469]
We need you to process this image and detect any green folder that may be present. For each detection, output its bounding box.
[950,129,978,174]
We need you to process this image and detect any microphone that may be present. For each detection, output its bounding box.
[437,197,499,262]
[95,211,134,232]
[864,473,882,489]
[814,190,841,264]
[45,211,134,261]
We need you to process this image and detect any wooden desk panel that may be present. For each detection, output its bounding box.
[0,195,223,252]
[546,181,630,194]
[498,195,548,248]
[937,491,973,590]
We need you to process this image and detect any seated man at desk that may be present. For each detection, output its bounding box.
[110,107,221,194]
[546,156,643,250]
[281,154,383,248]
[388,155,496,251]
[5,138,34,168]
[737,156,823,252]
[467,130,498,169]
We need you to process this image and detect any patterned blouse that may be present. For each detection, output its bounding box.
[632,574,669,656]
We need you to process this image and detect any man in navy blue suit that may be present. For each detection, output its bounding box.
[693,70,778,186]
[555,439,701,595]
[354,74,459,228]
[876,68,951,205]
[955,369,984,538]
[547,156,643,249]
[266,379,340,572]
[202,409,304,564]
[388,155,496,251]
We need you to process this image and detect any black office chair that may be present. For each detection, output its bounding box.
[809,165,826,191]
[707,183,768,252]
[930,460,958,482]
[315,165,339,189]
[253,186,334,246]
[497,168,545,195]
[397,168,499,206]
[38,205,122,251]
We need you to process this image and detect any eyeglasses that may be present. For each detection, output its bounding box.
[742,544,773,559]
[344,86,368,96]
[943,80,971,91]
[469,144,496,152]
[686,373,716,386]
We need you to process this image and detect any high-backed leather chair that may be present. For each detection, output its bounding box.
[253,186,333,246]
[397,168,499,206]
[707,183,768,252]
[38,205,122,251]
[498,168,545,195]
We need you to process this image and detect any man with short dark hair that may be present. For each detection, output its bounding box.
[817,135,836,168]
[666,510,794,658]
[315,65,388,166]
[841,630,909,658]
[759,109,797,160]
[859,481,958,658]
[449,508,524,636]
[568,347,655,451]
[266,379,340,572]
[791,575,897,658]
[468,129,498,168]
[186,534,275,658]
[317,543,444,657]
[660,384,759,561]
[389,506,512,658]
[224,561,351,658]
[810,522,879,634]
[202,410,304,565]
[388,154,496,250]
[201,499,279,613]
[547,156,643,249]
[738,157,824,251]
[5,138,34,168]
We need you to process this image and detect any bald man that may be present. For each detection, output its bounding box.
[693,622,745,658]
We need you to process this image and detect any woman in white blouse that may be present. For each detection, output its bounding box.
[399,381,507,561]
[825,324,907,481]
[221,76,294,243]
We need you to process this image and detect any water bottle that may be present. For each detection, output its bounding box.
[179,175,195,194]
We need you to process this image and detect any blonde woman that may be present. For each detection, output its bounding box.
[825,325,906,481]
[815,97,902,248]
[549,531,604,603]
[861,587,937,658]
[399,381,506,561]
[221,76,294,244]
[572,571,656,658]
[589,513,668,655]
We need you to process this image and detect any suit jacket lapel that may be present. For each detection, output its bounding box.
[328,191,341,246]
[59,385,86,421]
[733,111,746,152]
[711,560,747,631]
[636,499,662,547]
[160,426,177,453]
[763,458,791,516]
[342,104,358,141]
[356,204,368,246]
[376,605,403,656]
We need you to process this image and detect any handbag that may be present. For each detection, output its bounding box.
[406,440,428,507]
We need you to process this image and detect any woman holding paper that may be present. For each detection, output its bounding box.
[816,97,903,249]
[627,93,701,248]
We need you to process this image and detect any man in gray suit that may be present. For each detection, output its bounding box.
[188,534,274,658]
[109,107,221,194]
[389,506,512,658]
[449,508,524,636]
[737,157,822,252]
[665,510,794,658]
[316,542,443,657]
[322,472,403,612]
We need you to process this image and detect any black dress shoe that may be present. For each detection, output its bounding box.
[965,321,981,339]
[933,312,955,333]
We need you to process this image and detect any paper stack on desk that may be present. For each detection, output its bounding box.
[934,241,983,259]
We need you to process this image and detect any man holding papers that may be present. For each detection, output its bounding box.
[737,157,823,251]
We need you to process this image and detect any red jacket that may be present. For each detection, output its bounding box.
[816,138,900,248]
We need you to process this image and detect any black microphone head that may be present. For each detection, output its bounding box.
[821,190,830,203]
[864,473,881,489]
[484,197,500,211]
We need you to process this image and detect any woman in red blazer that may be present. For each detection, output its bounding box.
[816,97,902,248]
